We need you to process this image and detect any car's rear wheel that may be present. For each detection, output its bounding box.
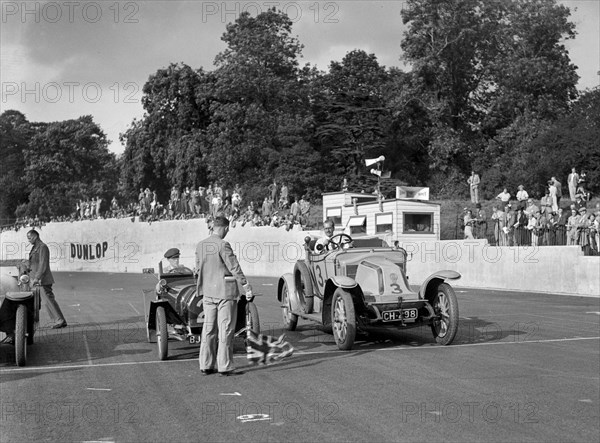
[331,288,356,350]
[15,304,27,366]
[294,261,314,314]
[430,283,459,345]
[281,280,298,331]
[156,306,168,360]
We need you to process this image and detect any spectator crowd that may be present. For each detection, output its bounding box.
[1,180,313,234]
[463,168,599,255]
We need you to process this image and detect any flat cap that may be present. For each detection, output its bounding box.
[164,248,180,259]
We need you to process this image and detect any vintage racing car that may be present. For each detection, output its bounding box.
[144,262,259,360]
[0,259,41,366]
[277,234,460,350]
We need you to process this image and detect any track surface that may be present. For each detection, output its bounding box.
[1,272,599,442]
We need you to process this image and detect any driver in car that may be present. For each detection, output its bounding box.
[163,248,189,274]
[313,219,336,253]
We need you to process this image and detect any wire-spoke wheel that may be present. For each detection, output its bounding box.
[430,283,459,345]
[331,288,356,350]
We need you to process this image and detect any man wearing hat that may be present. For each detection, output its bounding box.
[163,248,188,274]
[196,216,252,376]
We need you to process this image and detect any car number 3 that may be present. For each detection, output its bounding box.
[390,283,403,294]
[315,265,324,288]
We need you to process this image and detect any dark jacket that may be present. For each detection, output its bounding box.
[29,239,54,285]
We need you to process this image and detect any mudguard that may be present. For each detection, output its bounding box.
[418,270,461,299]
[147,299,183,330]
[278,273,302,313]
[329,275,358,289]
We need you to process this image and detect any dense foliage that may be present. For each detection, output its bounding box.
[1,1,598,222]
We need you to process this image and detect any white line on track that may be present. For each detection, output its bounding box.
[83,334,92,365]
[2,336,598,373]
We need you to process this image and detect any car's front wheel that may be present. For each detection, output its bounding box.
[281,280,298,331]
[294,261,314,314]
[430,283,459,345]
[15,304,27,366]
[331,288,356,350]
[156,306,168,360]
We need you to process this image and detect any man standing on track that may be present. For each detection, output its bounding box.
[195,216,252,376]
[27,229,67,329]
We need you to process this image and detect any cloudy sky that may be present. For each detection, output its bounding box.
[1,0,598,155]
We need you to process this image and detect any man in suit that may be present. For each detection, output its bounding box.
[196,216,252,376]
[27,230,67,329]
[567,168,579,201]
[467,171,481,204]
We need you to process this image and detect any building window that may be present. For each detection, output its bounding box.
[348,215,367,234]
[403,213,433,233]
[376,213,393,234]
[326,207,342,226]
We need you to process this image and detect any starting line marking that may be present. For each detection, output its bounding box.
[2,336,598,373]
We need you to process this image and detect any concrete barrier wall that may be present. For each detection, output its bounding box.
[398,239,599,297]
[1,220,598,296]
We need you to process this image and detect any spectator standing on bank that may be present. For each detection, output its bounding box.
[524,198,539,217]
[516,185,529,209]
[496,188,511,208]
[491,205,501,245]
[268,180,278,205]
[540,189,552,215]
[475,203,487,240]
[567,167,579,201]
[196,216,252,376]
[566,208,580,245]
[463,209,475,239]
[261,197,272,218]
[28,230,67,329]
[300,196,311,227]
[552,177,562,206]
[467,171,481,204]
[279,182,289,210]
[290,196,300,222]
[548,180,558,213]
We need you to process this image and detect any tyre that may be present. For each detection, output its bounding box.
[430,283,459,345]
[281,280,298,331]
[156,306,168,360]
[294,261,314,314]
[331,288,356,350]
[246,302,261,336]
[15,304,27,366]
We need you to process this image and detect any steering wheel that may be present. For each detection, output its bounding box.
[328,233,353,250]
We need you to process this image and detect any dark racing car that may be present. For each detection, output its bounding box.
[143,262,259,360]
[277,234,461,350]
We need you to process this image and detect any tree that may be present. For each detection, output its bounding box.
[312,50,390,188]
[119,63,212,202]
[19,116,117,218]
[400,0,579,179]
[203,8,314,195]
[0,111,33,223]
